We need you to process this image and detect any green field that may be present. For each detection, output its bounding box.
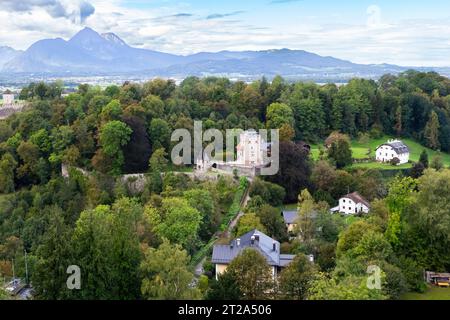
[311,136,450,170]
[402,286,450,300]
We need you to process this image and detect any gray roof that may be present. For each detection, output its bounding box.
[279,254,296,267]
[378,140,409,155]
[282,210,317,224]
[282,211,298,224]
[341,192,370,208]
[211,229,294,267]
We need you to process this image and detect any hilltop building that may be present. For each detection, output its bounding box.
[331,192,370,215]
[375,139,410,165]
[196,130,270,177]
[235,130,266,166]
[2,90,14,105]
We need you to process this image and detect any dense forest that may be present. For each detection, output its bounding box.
[0,71,449,300]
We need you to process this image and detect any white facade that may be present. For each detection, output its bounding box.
[337,197,370,215]
[376,140,409,165]
[235,130,265,166]
[2,93,14,105]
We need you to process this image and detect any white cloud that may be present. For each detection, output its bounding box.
[0,2,449,67]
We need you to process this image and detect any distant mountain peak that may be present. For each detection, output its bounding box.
[69,27,104,44]
[101,32,128,47]
[1,26,414,80]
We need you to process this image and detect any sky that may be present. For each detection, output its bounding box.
[1,0,450,66]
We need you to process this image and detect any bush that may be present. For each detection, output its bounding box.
[390,157,400,166]
[249,177,285,207]
[370,125,384,139]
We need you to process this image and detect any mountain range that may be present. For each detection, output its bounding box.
[0,27,445,81]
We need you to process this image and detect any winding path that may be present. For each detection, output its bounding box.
[193,177,252,276]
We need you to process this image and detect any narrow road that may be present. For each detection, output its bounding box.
[193,177,252,276]
[225,179,251,238]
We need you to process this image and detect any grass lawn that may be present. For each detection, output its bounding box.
[402,286,450,300]
[311,135,450,170]
[282,203,298,211]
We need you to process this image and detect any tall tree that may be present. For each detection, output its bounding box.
[266,141,312,203]
[424,111,440,150]
[226,248,274,300]
[235,213,266,237]
[296,189,316,242]
[419,150,429,168]
[265,102,294,129]
[327,138,353,169]
[146,197,202,251]
[99,120,132,175]
[32,206,74,300]
[140,238,199,300]
[0,153,17,193]
[206,271,242,300]
[279,254,318,300]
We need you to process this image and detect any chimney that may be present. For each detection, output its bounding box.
[254,234,260,242]
[250,236,255,245]
[272,241,277,252]
[230,241,234,249]
[236,238,240,247]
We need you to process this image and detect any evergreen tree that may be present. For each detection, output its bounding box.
[419,150,429,168]
[424,111,440,150]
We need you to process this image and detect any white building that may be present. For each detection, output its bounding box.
[2,92,14,105]
[235,130,266,166]
[195,130,270,177]
[331,192,370,215]
[375,140,410,165]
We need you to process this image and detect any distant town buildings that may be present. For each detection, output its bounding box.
[331,192,370,215]
[375,139,410,165]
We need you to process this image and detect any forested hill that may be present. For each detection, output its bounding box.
[2,70,449,180]
[1,70,450,300]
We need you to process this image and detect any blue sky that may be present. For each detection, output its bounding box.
[1,0,450,66]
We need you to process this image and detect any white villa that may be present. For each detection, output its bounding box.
[331,192,370,215]
[375,139,410,165]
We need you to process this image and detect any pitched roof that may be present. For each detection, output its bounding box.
[341,192,370,208]
[283,210,318,223]
[211,229,294,267]
[377,140,409,155]
[279,254,296,267]
[282,210,298,224]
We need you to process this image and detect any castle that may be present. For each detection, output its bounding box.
[196,130,270,177]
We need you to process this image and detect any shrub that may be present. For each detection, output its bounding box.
[390,157,400,166]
